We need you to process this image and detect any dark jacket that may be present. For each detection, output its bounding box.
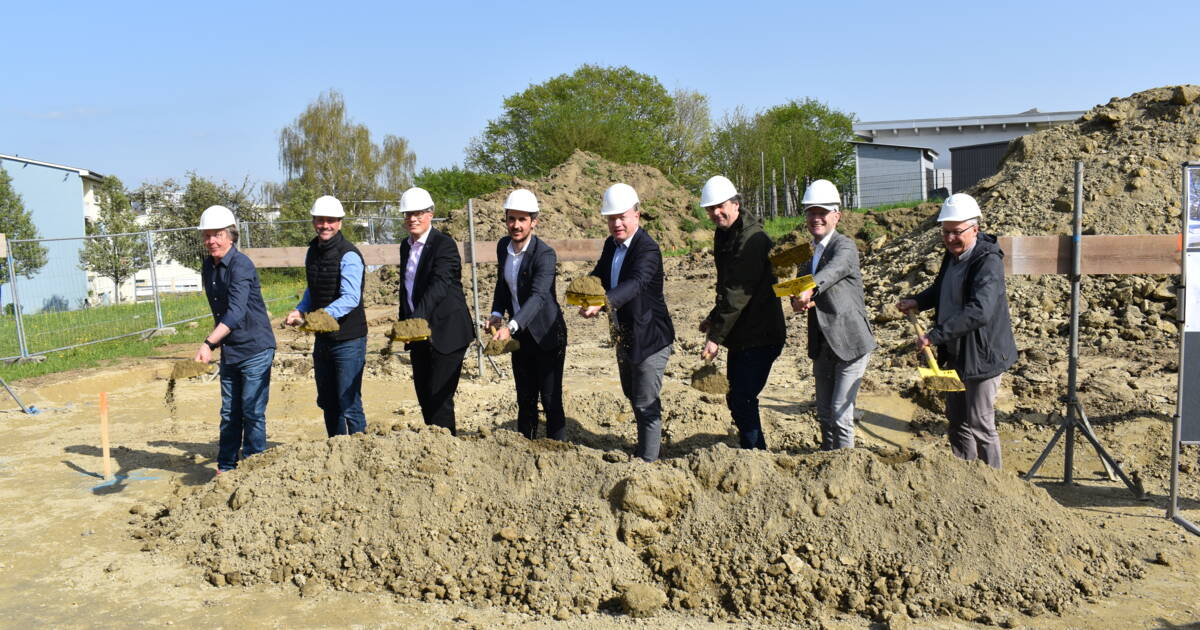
[490,235,566,351]
[707,213,786,350]
[399,227,473,354]
[806,231,877,361]
[590,228,675,365]
[911,232,1017,381]
[305,231,366,341]
[202,245,276,364]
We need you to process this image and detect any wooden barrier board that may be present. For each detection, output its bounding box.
[244,235,1182,276]
[998,234,1181,275]
[244,238,605,268]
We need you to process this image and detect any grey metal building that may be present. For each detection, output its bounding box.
[950,141,1010,193]
[851,142,938,208]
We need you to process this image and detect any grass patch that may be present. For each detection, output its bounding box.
[763,216,807,240]
[0,281,302,382]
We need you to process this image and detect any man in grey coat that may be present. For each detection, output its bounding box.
[791,180,876,451]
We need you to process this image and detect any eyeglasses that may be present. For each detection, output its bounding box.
[941,225,977,238]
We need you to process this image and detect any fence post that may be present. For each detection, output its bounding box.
[144,231,164,329]
[241,221,252,248]
[5,236,29,358]
[467,199,484,379]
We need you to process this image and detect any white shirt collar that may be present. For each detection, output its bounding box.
[616,227,639,248]
[409,227,432,246]
[814,230,836,249]
[507,236,532,257]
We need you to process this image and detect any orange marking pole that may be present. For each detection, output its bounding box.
[99,392,112,480]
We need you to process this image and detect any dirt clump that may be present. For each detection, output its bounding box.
[689,363,729,395]
[567,274,605,297]
[441,150,702,252]
[298,309,339,333]
[140,429,1144,625]
[390,318,431,342]
[165,360,214,413]
[483,337,520,356]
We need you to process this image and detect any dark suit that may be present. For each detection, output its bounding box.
[490,235,567,440]
[590,228,675,462]
[804,230,876,450]
[400,227,474,434]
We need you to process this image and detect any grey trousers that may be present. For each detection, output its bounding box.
[945,373,1003,469]
[813,345,871,451]
[616,344,671,462]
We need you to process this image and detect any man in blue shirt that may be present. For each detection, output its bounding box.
[194,205,276,475]
[285,195,367,437]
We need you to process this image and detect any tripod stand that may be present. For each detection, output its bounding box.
[1023,162,1142,497]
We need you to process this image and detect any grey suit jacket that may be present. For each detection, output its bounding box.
[806,231,876,361]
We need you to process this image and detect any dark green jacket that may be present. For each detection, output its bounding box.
[706,213,786,350]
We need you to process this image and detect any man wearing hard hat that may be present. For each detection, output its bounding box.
[697,175,786,450]
[579,183,675,462]
[486,189,568,441]
[194,205,277,475]
[896,193,1016,468]
[397,187,474,435]
[284,195,367,437]
[791,180,876,451]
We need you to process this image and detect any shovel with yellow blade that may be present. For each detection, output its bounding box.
[772,274,816,298]
[905,312,965,392]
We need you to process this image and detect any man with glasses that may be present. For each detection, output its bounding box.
[285,195,367,437]
[790,179,876,451]
[896,193,1016,469]
[397,187,474,435]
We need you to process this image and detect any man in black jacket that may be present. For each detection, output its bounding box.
[697,176,786,450]
[397,187,474,435]
[897,193,1016,468]
[580,183,675,462]
[487,189,568,440]
[285,195,368,437]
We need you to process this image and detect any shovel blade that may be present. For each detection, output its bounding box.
[916,366,966,392]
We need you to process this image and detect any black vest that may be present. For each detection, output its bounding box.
[305,231,367,341]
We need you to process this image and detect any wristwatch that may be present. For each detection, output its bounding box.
[204,339,219,350]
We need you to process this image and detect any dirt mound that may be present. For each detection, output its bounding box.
[140,428,1143,625]
[772,85,1194,419]
[440,150,701,252]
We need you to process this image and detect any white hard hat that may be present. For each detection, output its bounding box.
[700,175,738,208]
[399,187,435,213]
[310,195,345,218]
[600,183,640,216]
[801,179,841,211]
[197,205,236,231]
[503,189,539,214]
[937,193,982,222]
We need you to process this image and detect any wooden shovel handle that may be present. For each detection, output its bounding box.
[905,312,941,371]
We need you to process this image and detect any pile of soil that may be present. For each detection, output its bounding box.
[567,275,605,297]
[689,363,729,395]
[390,319,431,341]
[298,309,339,333]
[774,85,1197,419]
[140,428,1144,626]
[441,150,702,252]
[483,337,520,356]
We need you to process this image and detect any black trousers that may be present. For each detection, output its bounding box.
[511,330,567,440]
[410,342,467,435]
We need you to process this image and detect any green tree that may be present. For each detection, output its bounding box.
[279,89,416,214]
[711,98,856,214]
[0,166,48,301]
[78,175,148,304]
[137,174,263,271]
[466,64,677,178]
[414,166,510,211]
[662,88,713,189]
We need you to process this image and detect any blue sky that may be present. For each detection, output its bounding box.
[3,0,1196,191]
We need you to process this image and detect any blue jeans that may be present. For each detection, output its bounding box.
[313,335,367,437]
[727,343,783,450]
[217,347,274,471]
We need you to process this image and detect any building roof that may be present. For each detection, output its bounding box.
[851,141,939,158]
[0,153,105,183]
[854,108,1084,134]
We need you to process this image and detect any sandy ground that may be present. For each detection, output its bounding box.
[3,281,1200,629]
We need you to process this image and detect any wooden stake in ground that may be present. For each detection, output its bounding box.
[99,392,112,480]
